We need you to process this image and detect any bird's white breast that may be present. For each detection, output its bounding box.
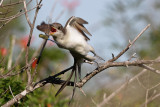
[65,26,86,47]
[63,25,91,54]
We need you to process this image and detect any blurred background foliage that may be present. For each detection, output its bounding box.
[1,0,160,107]
[0,0,25,46]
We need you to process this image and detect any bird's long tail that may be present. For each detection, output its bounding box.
[92,51,105,61]
[55,69,74,97]
[95,54,105,61]
[69,68,77,104]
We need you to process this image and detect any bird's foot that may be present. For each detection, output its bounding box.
[84,60,94,64]
[93,61,100,68]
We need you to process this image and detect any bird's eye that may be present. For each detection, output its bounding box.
[58,26,61,30]
[51,27,56,32]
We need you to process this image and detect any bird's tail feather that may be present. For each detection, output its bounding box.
[55,70,74,97]
[95,55,105,61]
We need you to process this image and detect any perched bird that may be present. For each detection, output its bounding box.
[37,16,104,100]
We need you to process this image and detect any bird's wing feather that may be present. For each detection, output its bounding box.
[64,16,92,41]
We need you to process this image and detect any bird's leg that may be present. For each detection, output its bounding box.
[77,63,82,81]
[84,55,100,67]
[84,60,94,64]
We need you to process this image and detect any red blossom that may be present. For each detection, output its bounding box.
[62,0,80,11]
[0,47,7,56]
[19,36,34,49]
[19,36,28,48]
[47,104,51,107]
[32,58,37,68]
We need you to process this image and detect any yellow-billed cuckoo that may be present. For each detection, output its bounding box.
[37,16,104,101]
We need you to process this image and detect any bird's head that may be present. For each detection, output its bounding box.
[49,23,64,39]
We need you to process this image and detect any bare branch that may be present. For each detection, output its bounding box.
[139,64,160,74]
[23,0,32,28]
[141,92,160,107]
[0,0,4,6]
[7,36,15,70]
[1,77,73,107]
[108,24,150,62]
[0,6,38,29]
[3,57,160,106]
[76,59,160,88]
[145,89,149,107]
[25,0,42,64]
[9,85,17,103]
[97,56,160,107]
[25,0,43,87]
[97,69,146,107]
[136,77,147,90]
[0,1,23,7]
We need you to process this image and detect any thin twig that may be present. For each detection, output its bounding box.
[91,97,98,106]
[23,0,32,28]
[0,0,4,6]
[80,88,86,96]
[97,70,147,107]
[108,24,150,62]
[149,81,160,91]
[139,64,160,74]
[0,0,23,7]
[97,57,160,107]
[9,85,17,102]
[3,58,160,106]
[145,89,149,107]
[76,59,160,88]
[128,53,136,61]
[141,92,160,107]
[0,89,9,98]
[0,6,38,29]
[25,0,43,87]
[7,35,15,70]
[136,77,147,90]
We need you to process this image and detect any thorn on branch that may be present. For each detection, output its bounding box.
[80,88,86,96]
[125,61,129,68]
[112,53,115,59]
[37,4,42,9]
[128,53,137,61]
[129,39,132,45]
[103,93,106,100]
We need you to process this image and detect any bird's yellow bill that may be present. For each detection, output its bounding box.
[49,27,57,35]
[49,31,55,35]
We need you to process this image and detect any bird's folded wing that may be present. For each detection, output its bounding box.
[65,16,92,41]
